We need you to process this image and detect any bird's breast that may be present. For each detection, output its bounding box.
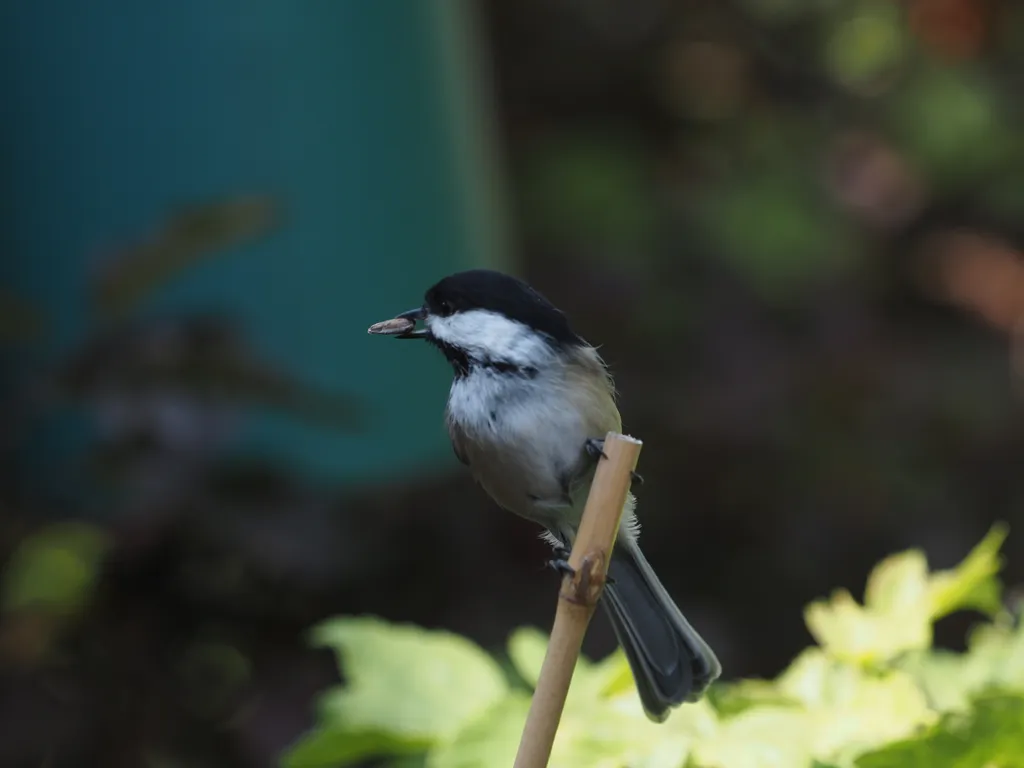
[445,363,620,524]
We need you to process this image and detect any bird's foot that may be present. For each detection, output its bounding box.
[584,437,643,485]
[546,546,615,584]
[546,546,574,577]
[584,437,609,461]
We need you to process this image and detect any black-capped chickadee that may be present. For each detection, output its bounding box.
[371,269,721,722]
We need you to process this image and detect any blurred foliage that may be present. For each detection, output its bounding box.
[282,526,1023,768]
[0,522,110,666]
[2,521,110,616]
[0,192,364,763]
[804,524,1006,665]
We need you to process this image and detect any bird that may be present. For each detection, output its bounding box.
[369,268,721,721]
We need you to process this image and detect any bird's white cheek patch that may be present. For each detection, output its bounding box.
[427,310,552,368]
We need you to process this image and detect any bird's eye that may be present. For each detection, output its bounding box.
[438,299,452,315]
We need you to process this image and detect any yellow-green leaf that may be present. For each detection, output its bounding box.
[427,695,530,768]
[1,522,110,616]
[855,693,1024,768]
[710,678,801,718]
[864,551,929,614]
[310,617,508,744]
[927,523,1007,620]
[282,728,413,768]
[804,527,1009,666]
[507,627,549,689]
[692,705,815,768]
[899,618,1024,714]
[776,649,936,763]
[805,586,931,666]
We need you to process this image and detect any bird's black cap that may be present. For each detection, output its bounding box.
[424,269,583,346]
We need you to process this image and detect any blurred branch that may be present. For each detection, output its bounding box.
[56,316,364,434]
[91,195,281,319]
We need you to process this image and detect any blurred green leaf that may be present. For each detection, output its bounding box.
[521,135,657,254]
[825,2,905,92]
[507,626,642,704]
[282,728,410,768]
[426,695,530,768]
[588,646,639,700]
[312,617,508,743]
[855,693,1024,768]
[506,627,548,689]
[805,525,1007,665]
[692,705,815,768]
[698,169,857,303]
[429,690,694,768]
[804,581,931,666]
[709,677,801,718]
[1,522,110,616]
[888,66,1012,184]
[776,649,936,760]
[899,617,1024,713]
[928,523,1007,619]
[281,617,509,767]
[287,528,1017,768]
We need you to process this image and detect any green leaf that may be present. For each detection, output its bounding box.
[824,1,905,92]
[587,648,637,700]
[313,617,508,743]
[551,694,691,768]
[708,678,800,718]
[776,649,936,763]
[855,693,1024,768]
[887,66,1011,185]
[429,689,697,768]
[805,527,1009,665]
[521,134,657,253]
[698,171,857,303]
[426,695,530,768]
[895,650,982,715]
[283,526,1016,768]
[1,522,110,616]
[281,617,510,767]
[927,523,1007,619]
[506,627,639,704]
[898,617,1024,713]
[433,634,716,768]
[506,627,548,689]
[864,551,930,615]
[967,618,1024,690]
[805,584,931,666]
[692,705,815,768]
[282,727,415,768]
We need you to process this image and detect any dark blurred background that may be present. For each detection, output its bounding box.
[3,0,1024,766]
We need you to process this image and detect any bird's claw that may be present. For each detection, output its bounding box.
[584,437,609,461]
[547,546,574,577]
[585,438,643,486]
[546,546,615,584]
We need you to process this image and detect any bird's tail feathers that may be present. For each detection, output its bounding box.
[601,539,721,722]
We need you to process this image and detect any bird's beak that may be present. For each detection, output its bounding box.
[367,307,429,339]
[394,307,428,339]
